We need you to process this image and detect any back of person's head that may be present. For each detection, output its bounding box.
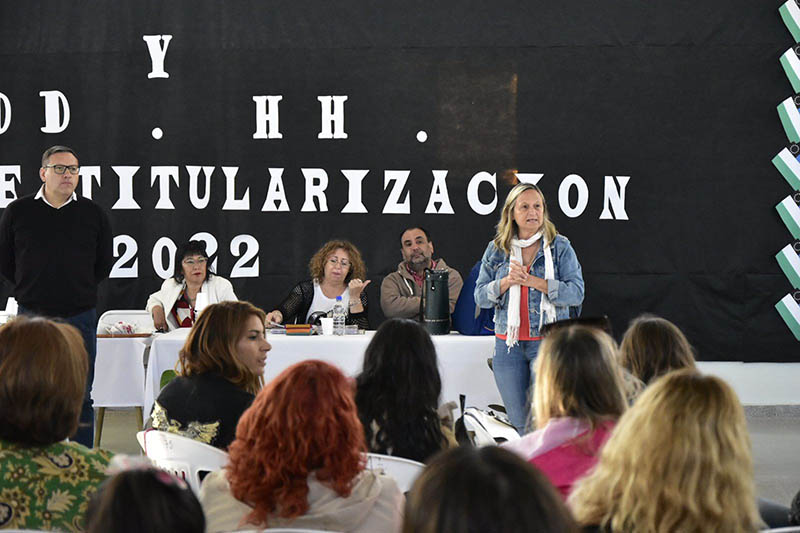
[569,369,761,533]
[533,325,626,430]
[356,318,444,462]
[404,446,579,533]
[179,300,266,394]
[0,316,87,446]
[619,314,695,384]
[227,360,366,527]
[86,463,204,533]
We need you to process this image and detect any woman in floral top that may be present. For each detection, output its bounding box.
[0,316,112,532]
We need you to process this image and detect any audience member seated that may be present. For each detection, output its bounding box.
[355,318,456,463]
[200,360,404,533]
[265,239,370,329]
[403,446,579,533]
[0,316,113,532]
[504,325,626,498]
[149,301,269,450]
[147,240,238,331]
[86,456,204,533]
[569,369,763,533]
[618,314,695,386]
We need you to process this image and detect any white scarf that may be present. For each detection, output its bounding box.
[506,231,556,347]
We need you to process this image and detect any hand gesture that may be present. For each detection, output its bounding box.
[265,310,283,325]
[506,260,529,286]
[348,278,372,299]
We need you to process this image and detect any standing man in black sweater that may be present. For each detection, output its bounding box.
[0,145,113,447]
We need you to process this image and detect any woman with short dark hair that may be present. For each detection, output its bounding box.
[403,446,579,533]
[355,318,455,462]
[147,240,237,331]
[86,463,205,533]
[0,316,113,532]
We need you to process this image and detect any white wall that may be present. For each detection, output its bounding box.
[698,362,800,405]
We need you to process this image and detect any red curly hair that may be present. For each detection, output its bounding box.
[226,360,366,527]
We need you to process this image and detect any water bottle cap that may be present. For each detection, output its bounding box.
[336,296,342,301]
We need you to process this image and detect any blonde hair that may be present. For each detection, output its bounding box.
[179,301,266,395]
[619,314,696,385]
[569,369,762,533]
[534,326,626,430]
[494,183,557,254]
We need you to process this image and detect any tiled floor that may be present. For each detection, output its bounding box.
[98,407,800,507]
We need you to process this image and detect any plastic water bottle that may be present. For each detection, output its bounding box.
[332,296,346,336]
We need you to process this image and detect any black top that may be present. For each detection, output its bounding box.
[275,278,370,329]
[0,194,113,316]
[150,372,254,450]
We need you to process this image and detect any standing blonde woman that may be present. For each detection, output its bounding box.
[504,325,626,498]
[569,369,762,533]
[475,182,585,433]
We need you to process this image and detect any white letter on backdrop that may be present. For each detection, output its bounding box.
[341,169,369,213]
[262,168,290,211]
[466,171,497,215]
[111,166,141,209]
[0,166,21,209]
[222,167,250,210]
[79,166,101,200]
[318,95,348,139]
[142,35,172,78]
[252,95,283,139]
[424,170,455,214]
[151,166,180,210]
[599,175,630,220]
[187,166,214,209]
[39,90,70,133]
[301,168,329,212]
[558,174,589,218]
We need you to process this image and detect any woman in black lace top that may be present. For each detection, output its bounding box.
[265,240,371,329]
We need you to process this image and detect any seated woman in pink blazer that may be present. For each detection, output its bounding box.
[503,325,627,498]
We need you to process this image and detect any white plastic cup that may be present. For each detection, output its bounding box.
[320,317,334,335]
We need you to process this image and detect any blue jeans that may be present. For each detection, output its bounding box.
[493,336,541,434]
[19,306,97,448]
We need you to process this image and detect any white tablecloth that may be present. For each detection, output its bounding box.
[144,329,500,421]
[92,337,147,407]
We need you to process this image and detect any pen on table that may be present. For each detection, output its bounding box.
[268,321,286,329]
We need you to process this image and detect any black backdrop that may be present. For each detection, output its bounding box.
[0,1,795,362]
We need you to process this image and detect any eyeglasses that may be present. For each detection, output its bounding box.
[182,258,208,265]
[44,164,80,175]
[328,257,351,268]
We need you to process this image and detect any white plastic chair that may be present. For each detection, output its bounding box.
[365,452,424,493]
[137,430,229,494]
[92,310,151,447]
[97,309,154,334]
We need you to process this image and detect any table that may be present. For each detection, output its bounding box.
[144,329,500,421]
[92,336,147,407]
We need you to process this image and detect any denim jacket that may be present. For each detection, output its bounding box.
[474,234,585,337]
